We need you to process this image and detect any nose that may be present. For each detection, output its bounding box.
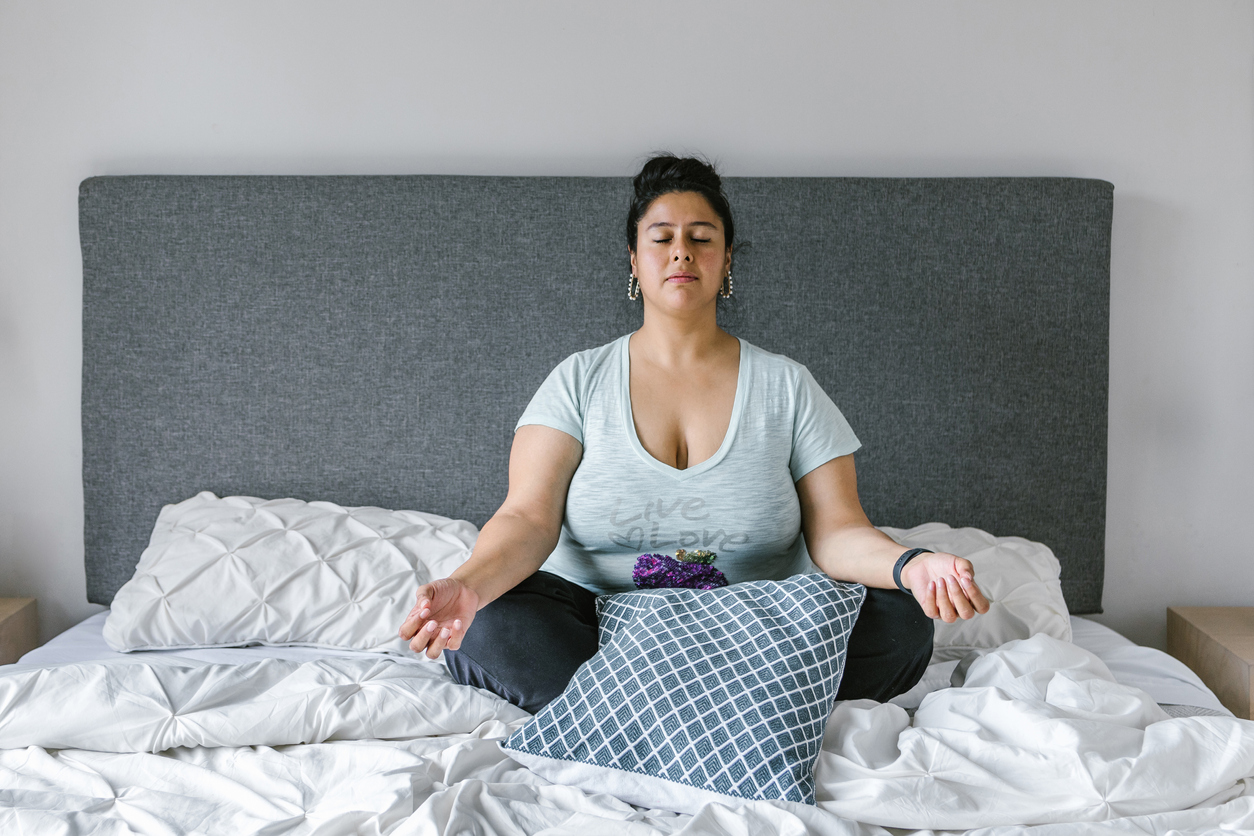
[671,243,693,262]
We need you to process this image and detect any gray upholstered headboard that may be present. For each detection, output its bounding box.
[80,175,1112,613]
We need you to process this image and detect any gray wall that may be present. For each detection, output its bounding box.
[0,1,1250,648]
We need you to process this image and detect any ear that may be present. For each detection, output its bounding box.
[629,248,638,276]
[724,246,732,275]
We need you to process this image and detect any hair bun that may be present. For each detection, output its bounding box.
[626,153,735,253]
[632,155,724,199]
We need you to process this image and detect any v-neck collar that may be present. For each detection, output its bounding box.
[619,334,749,481]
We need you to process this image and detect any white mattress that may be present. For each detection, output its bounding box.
[21,611,1230,715]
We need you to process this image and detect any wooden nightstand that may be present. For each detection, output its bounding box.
[1167,607,1254,720]
[0,598,38,665]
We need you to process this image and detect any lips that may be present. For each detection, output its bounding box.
[666,272,698,283]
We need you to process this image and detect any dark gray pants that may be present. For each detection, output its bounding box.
[445,571,934,715]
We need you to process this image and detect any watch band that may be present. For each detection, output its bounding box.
[893,548,934,593]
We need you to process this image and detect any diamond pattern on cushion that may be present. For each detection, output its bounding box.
[501,573,864,806]
[103,492,478,654]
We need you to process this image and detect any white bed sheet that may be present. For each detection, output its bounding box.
[19,610,449,669]
[4,612,1250,835]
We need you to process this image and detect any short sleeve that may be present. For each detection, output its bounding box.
[789,366,861,482]
[515,353,585,444]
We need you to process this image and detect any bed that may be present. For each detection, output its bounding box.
[2,174,1252,834]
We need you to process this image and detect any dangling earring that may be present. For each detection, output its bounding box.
[719,271,734,299]
[628,274,640,301]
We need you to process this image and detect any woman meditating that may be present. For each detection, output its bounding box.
[400,155,989,714]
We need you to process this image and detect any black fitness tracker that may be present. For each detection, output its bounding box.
[893,548,934,593]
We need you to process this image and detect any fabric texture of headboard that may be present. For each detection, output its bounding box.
[80,175,1112,613]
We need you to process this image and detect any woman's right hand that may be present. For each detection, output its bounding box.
[398,426,581,660]
[399,577,480,659]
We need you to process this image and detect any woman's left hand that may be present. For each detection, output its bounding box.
[900,552,991,623]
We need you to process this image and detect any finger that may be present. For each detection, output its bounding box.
[426,624,454,660]
[408,619,437,653]
[954,557,975,579]
[400,602,432,639]
[445,619,465,652]
[918,580,940,620]
[411,589,431,614]
[417,598,431,619]
[407,620,434,652]
[946,575,976,620]
[958,574,991,613]
[414,594,432,620]
[935,576,958,623]
[399,614,417,640]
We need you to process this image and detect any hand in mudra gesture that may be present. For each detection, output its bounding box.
[900,552,991,623]
[399,577,480,659]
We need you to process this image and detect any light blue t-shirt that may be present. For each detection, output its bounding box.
[516,335,861,595]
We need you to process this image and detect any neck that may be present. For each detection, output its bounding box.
[633,304,734,367]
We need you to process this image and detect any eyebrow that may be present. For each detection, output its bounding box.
[646,221,719,231]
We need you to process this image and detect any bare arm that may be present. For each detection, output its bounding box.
[399,424,583,656]
[796,455,989,623]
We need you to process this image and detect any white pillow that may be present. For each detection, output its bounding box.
[104,492,477,654]
[878,523,1071,662]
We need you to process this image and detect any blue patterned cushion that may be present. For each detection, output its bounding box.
[500,573,865,812]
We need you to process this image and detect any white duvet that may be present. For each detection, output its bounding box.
[3,633,1254,835]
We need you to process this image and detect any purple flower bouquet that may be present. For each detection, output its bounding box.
[632,552,728,590]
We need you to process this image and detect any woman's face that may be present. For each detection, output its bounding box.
[630,191,732,313]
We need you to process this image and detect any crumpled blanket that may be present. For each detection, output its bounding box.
[1,634,1252,835]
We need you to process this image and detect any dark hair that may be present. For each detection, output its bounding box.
[625,154,735,253]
